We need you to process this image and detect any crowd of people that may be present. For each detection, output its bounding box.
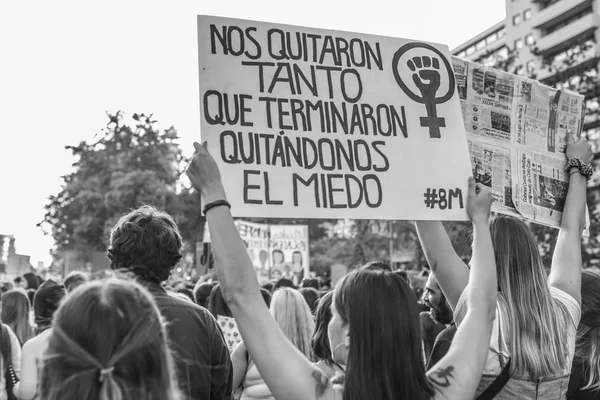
[0,134,596,399]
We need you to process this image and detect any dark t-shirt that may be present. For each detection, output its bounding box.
[427,324,457,371]
[147,283,233,400]
[567,359,600,400]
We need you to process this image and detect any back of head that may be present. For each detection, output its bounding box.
[208,284,232,318]
[274,278,295,290]
[270,288,315,360]
[107,206,183,283]
[64,271,89,294]
[260,288,272,307]
[301,278,320,290]
[33,280,66,333]
[311,291,334,363]
[39,279,180,400]
[335,267,434,400]
[193,283,213,308]
[1,290,33,345]
[175,288,194,303]
[490,216,570,378]
[362,261,392,271]
[23,273,40,290]
[576,270,600,391]
[261,282,274,293]
[298,287,319,314]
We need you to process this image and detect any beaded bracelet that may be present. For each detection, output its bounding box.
[203,199,231,214]
[565,158,593,180]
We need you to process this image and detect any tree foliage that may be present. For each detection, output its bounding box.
[39,111,201,263]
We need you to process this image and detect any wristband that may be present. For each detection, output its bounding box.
[203,199,231,214]
[565,157,593,180]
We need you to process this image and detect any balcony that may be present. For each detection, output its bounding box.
[536,13,600,54]
[536,45,600,81]
[533,0,592,29]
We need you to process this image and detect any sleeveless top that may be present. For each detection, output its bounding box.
[241,358,274,400]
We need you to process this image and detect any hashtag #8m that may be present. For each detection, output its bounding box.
[423,188,464,210]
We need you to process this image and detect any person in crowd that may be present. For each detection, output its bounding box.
[107,205,232,400]
[261,282,274,294]
[298,287,319,315]
[22,274,40,292]
[15,279,66,400]
[193,282,213,308]
[311,291,344,380]
[259,288,272,308]
[187,141,497,400]
[0,290,34,346]
[416,133,591,398]
[63,271,89,294]
[291,251,304,285]
[0,319,21,400]
[301,278,320,291]
[12,278,23,291]
[175,288,195,303]
[232,287,315,399]
[422,274,457,370]
[38,279,182,400]
[25,290,35,310]
[273,278,295,291]
[208,284,241,353]
[568,270,600,400]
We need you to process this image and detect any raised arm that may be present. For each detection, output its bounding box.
[427,178,497,400]
[549,134,593,304]
[415,222,469,309]
[186,142,333,400]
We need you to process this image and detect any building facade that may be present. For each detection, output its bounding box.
[452,0,600,184]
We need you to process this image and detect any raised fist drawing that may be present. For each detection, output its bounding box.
[408,56,441,100]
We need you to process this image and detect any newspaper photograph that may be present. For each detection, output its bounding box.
[468,139,519,216]
[452,56,587,230]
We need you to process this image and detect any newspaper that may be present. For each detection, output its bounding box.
[452,57,588,231]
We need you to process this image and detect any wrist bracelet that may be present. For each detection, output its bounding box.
[203,199,231,214]
[565,157,593,180]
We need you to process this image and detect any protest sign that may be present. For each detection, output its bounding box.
[269,224,309,285]
[197,15,473,221]
[453,57,589,230]
[235,220,271,283]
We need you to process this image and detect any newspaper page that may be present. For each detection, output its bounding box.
[452,57,587,230]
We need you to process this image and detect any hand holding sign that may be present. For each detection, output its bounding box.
[187,142,227,204]
[466,177,493,224]
[566,132,593,164]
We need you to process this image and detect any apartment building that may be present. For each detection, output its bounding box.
[452,0,600,184]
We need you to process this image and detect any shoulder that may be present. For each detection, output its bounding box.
[437,325,457,342]
[549,286,581,326]
[22,333,48,354]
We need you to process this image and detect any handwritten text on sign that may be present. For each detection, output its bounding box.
[197,16,473,220]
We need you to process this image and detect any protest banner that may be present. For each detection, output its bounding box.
[269,224,310,285]
[235,220,271,283]
[197,15,473,221]
[452,57,589,231]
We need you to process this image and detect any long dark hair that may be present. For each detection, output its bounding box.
[208,284,232,318]
[575,270,600,391]
[311,291,334,364]
[39,279,181,400]
[335,267,435,400]
[1,290,34,345]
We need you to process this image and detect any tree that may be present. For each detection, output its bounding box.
[39,111,200,264]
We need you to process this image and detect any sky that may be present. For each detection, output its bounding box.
[0,0,505,268]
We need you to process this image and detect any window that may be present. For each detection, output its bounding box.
[457,51,466,58]
[466,46,476,55]
[487,32,498,45]
[515,39,524,49]
[527,60,536,73]
[513,14,522,26]
[476,40,486,51]
[525,34,535,45]
[524,9,532,21]
[498,28,507,38]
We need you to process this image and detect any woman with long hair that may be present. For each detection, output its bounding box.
[311,291,344,379]
[416,134,592,399]
[232,287,315,400]
[38,279,181,400]
[568,270,600,399]
[15,280,66,400]
[1,290,34,346]
[187,141,498,400]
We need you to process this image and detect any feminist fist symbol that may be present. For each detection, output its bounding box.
[392,43,456,139]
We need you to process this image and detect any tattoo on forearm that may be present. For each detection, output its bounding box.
[429,366,454,388]
[312,370,330,399]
